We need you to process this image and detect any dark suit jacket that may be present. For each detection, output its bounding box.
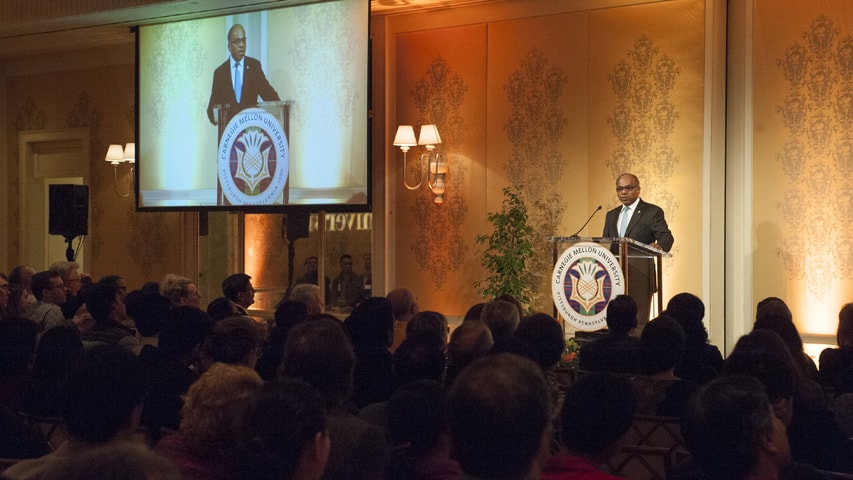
[206,56,280,125]
[602,198,674,251]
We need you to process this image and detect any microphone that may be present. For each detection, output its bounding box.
[569,205,602,238]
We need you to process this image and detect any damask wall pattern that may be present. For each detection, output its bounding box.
[775,15,853,300]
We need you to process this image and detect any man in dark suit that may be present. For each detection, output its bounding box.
[206,24,280,125]
[602,173,673,333]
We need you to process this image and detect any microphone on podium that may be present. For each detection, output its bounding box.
[569,205,602,238]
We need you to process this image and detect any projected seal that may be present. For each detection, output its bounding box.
[218,107,288,205]
[552,242,625,331]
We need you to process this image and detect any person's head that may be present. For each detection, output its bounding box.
[161,273,200,309]
[754,297,804,360]
[207,296,239,321]
[406,310,449,349]
[125,291,170,337]
[339,254,354,274]
[6,283,34,317]
[446,320,493,382]
[388,380,447,455]
[274,300,309,335]
[303,256,319,273]
[343,296,394,349]
[0,273,9,309]
[49,261,82,296]
[238,380,330,480]
[666,292,708,347]
[179,362,263,453]
[480,299,521,346]
[288,283,323,315]
[615,173,641,206]
[682,374,790,480]
[463,302,486,322]
[222,273,254,308]
[448,354,551,480]
[9,265,36,291]
[386,287,419,321]
[638,314,686,375]
[514,313,565,371]
[279,317,355,408]
[495,294,524,319]
[606,294,638,334]
[98,275,127,301]
[62,345,149,443]
[838,303,853,348]
[227,23,246,62]
[31,270,65,305]
[158,306,213,359]
[31,324,83,382]
[560,372,635,457]
[0,316,39,382]
[208,316,262,368]
[82,282,123,325]
[37,443,181,480]
[392,337,447,384]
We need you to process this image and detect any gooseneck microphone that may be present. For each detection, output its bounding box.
[568,205,602,238]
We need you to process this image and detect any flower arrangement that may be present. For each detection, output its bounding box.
[557,337,580,370]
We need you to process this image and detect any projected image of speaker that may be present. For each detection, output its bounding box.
[49,184,89,238]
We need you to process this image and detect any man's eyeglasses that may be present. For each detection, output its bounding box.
[615,185,638,192]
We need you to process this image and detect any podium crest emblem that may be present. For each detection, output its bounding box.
[552,242,624,331]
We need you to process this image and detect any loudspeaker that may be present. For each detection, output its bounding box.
[284,210,310,243]
[49,184,89,238]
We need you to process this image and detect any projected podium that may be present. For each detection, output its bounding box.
[547,236,671,330]
[214,101,291,206]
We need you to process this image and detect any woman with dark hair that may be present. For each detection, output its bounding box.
[344,297,395,408]
[819,302,853,395]
[666,292,723,385]
[754,297,818,381]
[631,315,696,416]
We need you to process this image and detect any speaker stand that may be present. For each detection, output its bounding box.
[63,235,76,262]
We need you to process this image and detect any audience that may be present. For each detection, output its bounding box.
[161,273,201,309]
[79,282,139,350]
[666,292,723,385]
[19,324,83,418]
[819,302,853,395]
[405,310,449,350]
[34,443,181,480]
[125,290,171,353]
[256,300,309,381]
[445,319,493,387]
[207,315,262,368]
[26,270,69,332]
[386,287,419,352]
[579,294,640,374]
[754,297,819,381]
[480,298,521,353]
[288,283,325,315]
[632,314,696,416]
[48,261,83,320]
[222,273,255,315]
[207,296,239,321]
[344,296,396,409]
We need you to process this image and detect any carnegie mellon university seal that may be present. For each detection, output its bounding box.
[552,242,625,331]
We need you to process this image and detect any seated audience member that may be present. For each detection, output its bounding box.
[139,306,213,437]
[462,302,486,322]
[344,297,396,409]
[754,297,819,381]
[20,324,83,418]
[125,291,171,354]
[4,345,149,480]
[405,311,449,349]
[288,283,325,315]
[279,318,386,480]
[35,443,181,480]
[386,288,419,352]
[98,274,128,299]
[79,282,139,350]
[724,329,853,473]
[542,372,636,480]
[6,282,35,319]
[579,294,640,374]
[156,363,263,480]
[27,270,69,332]
[448,354,552,480]
[48,261,83,320]
[666,292,723,385]
[445,320,493,387]
[207,296,239,321]
[480,298,521,354]
[392,335,447,387]
[161,273,201,309]
[0,316,51,459]
[819,302,853,395]
[222,273,255,315]
[386,380,459,480]
[631,315,696,416]
[8,265,36,294]
[141,281,161,294]
[206,315,262,368]
[256,300,309,381]
[677,375,790,480]
[236,380,330,480]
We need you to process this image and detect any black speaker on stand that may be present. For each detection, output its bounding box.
[48,184,89,262]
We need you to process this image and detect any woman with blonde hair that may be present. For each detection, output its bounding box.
[156,362,263,480]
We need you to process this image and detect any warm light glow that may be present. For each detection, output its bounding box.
[418,124,442,146]
[123,143,136,164]
[393,125,417,150]
[105,144,124,165]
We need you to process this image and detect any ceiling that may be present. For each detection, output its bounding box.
[0,0,498,60]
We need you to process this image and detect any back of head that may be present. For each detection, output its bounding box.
[839,303,853,348]
[161,273,192,307]
[754,298,803,358]
[126,291,170,337]
[274,300,309,333]
[480,299,521,345]
[723,329,799,402]
[63,345,149,443]
[82,282,119,325]
[48,261,79,283]
[405,310,448,348]
[280,317,355,408]
[158,306,213,357]
[386,288,417,320]
[514,313,564,371]
[463,303,486,322]
[448,354,550,480]
[666,292,708,346]
[207,296,238,321]
[393,337,447,384]
[606,294,638,334]
[447,320,493,381]
[639,315,686,375]
[222,273,251,302]
[287,283,322,314]
[0,316,39,380]
[9,265,36,289]
[560,372,635,455]
[180,362,263,452]
[238,379,328,480]
[344,296,394,348]
[682,374,778,480]
[208,316,261,366]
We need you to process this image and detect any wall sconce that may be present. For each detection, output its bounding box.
[393,124,449,204]
[105,143,135,198]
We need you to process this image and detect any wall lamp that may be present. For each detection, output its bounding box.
[105,143,135,198]
[393,124,448,204]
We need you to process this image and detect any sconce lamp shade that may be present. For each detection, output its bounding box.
[105,144,125,165]
[418,124,442,146]
[393,125,417,147]
[123,143,136,164]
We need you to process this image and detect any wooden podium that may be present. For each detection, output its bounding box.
[547,236,671,316]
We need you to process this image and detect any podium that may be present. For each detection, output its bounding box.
[547,236,671,329]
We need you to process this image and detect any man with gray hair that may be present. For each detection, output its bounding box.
[287,283,323,315]
[480,299,520,353]
[386,287,418,352]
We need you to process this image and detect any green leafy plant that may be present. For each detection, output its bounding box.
[474,185,535,309]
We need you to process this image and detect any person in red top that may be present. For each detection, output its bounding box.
[542,372,636,480]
